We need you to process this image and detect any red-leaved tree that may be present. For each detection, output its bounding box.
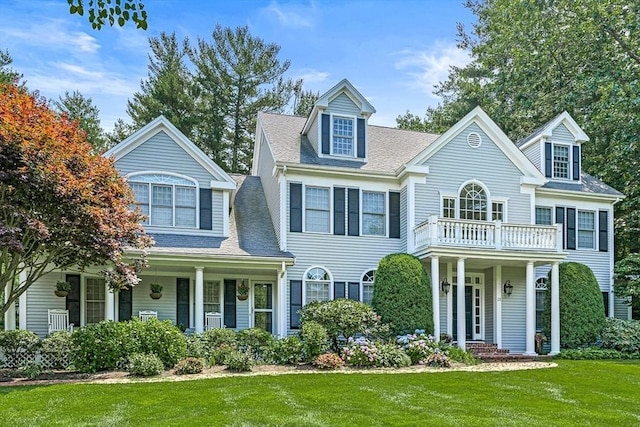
[0,83,152,317]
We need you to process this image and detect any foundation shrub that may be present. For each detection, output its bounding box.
[237,328,274,360]
[128,353,164,376]
[224,350,254,372]
[600,318,640,353]
[265,335,304,365]
[372,253,433,335]
[341,337,410,368]
[174,357,205,374]
[201,328,237,350]
[209,344,236,366]
[41,331,75,369]
[300,321,329,361]
[556,347,640,360]
[125,318,187,368]
[313,353,344,369]
[72,321,132,372]
[0,330,40,361]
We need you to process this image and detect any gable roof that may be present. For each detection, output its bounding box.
[259,111,439,175]
[104,116,236,190]
[302,78,376,135]
[407,106,545,181]
[517,111,590,149]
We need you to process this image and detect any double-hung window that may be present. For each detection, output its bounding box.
[204,281,221,313]
[305,186,330,232]
[577,210,595,249]
[129,173,197,228]
[443,197,456,218]
[332,116,354,156]
[553,145,570,179]
[535,207,553,225]
[362,191,385,235]
[491,202,504,221]
[86,278,105,325]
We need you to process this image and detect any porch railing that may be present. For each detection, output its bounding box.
[413,215,562,252]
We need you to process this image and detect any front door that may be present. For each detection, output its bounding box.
[176,278,190,328]
[253,283,273,333]
[452,285,473,340]
[452,274,484,340]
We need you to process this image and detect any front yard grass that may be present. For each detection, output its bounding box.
[1,360,639,426]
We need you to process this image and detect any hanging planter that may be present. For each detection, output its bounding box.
[54,281,71,297]
[237,280,249,301]
[150,283,163,300]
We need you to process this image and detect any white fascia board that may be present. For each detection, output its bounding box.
[536,188,624,203]
[517,134,547,151]
[397,164,429,181]
[276,162,398,182]
[210,180,236,190]
[520,176,547,187]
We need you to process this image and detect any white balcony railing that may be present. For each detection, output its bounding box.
[413,215,562,252]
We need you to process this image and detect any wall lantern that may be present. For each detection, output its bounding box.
[440,280,451,294]
[503,280,514,296]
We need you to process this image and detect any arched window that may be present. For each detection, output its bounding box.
[459,182,487,221]
[304,267,332,304]
[128,173,198,228]
[361,270,375,305]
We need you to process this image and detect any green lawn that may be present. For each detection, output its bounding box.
[1,360,639,426]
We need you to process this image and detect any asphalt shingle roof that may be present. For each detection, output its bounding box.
[259,112,439,174]
[149,175,293,259]
[542,172,624,197]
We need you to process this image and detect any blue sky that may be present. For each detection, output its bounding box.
[0,0,475,130]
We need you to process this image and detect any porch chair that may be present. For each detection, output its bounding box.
[138,310,158,322]
[48,309,74,334]
[205,312,223,330]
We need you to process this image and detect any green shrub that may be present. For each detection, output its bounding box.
[18,361,43,379]
[209,344,236,366]
[376,345,412,368]
[41,331,75,369]
[372,253,433,335]
[425,352,451,367]
[555,347,640,360]
[601,318,640,353]
[125,318,187,368]
[313,353,344,369]
[237,328,273,359]
[201,328,237,350]
[300,299,381,351]
[224,350,254,372]
[72,321,132,372]
[341,337,409,368]
[444,346,478,365]
[128,353,164,376]
[174,357,205,375]
[0,330,40,357]
[543,262,606,349]
[185,334,205,359]
[300,321,329,360]
[265,336,304,365]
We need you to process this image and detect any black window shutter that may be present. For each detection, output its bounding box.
[334,187,345,235]
[545,142,552,178]
[223,279,237,328]
[566,207,576,250]
[321,114,330,154]
[602,292,610,317]
[599,210,608,252]
[572,145,580,181]
[555,207,565,249]
[357,118,366,158]
[199,188,212,230]
[290,280,302,329]
[389,191,400,238]
[66,274,81,326]
[348,282,360,301]
[290,183,302,232]
[348,188,360,236]
[334,281,345,299]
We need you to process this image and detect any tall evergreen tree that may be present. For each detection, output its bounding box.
[189,25,298,173]
[293,88,319,117]
[127,32,197,139]
[54,90,107,153]
[398,0,639,259]
[0,49,22,86]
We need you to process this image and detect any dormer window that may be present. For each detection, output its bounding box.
[332,116,354,156]
[552,144,570,179]
[128,173,198,228]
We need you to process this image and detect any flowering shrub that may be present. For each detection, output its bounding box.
[397,331,440,364]
[237,328,274,360]
[265,336,304,365]
[341,337,410,368]
[314,353,344,369]
[128,353,164,376]
[425,352,450,367]
[224,350,254,372]
[300,321,329,361]
[41,331,75,369]
[174,357,205,374]
[209,344,236,366]
[600,318,640,353]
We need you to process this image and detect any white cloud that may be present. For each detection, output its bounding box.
[294,69,330,85]
[263,1,314,29]
[395,42,471,97]
[1,20,100,55]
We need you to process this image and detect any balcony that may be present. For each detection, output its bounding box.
[413,215,562,252]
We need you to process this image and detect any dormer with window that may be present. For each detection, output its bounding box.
[301,79,376,161]
[517,111,589,182]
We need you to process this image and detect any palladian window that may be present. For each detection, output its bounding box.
[459,183,487,221]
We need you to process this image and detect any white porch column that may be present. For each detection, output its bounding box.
[278,263,287,337]
[430,256,440,339]
[456,257,466,351]
[194,267,204,333]
[524,261,537,356]
[550,261,560,355]
[446,262,453,336]
[4,283,16,330]
[495,265,503,349]
[19,269,27,330]
[105,282,115,321]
